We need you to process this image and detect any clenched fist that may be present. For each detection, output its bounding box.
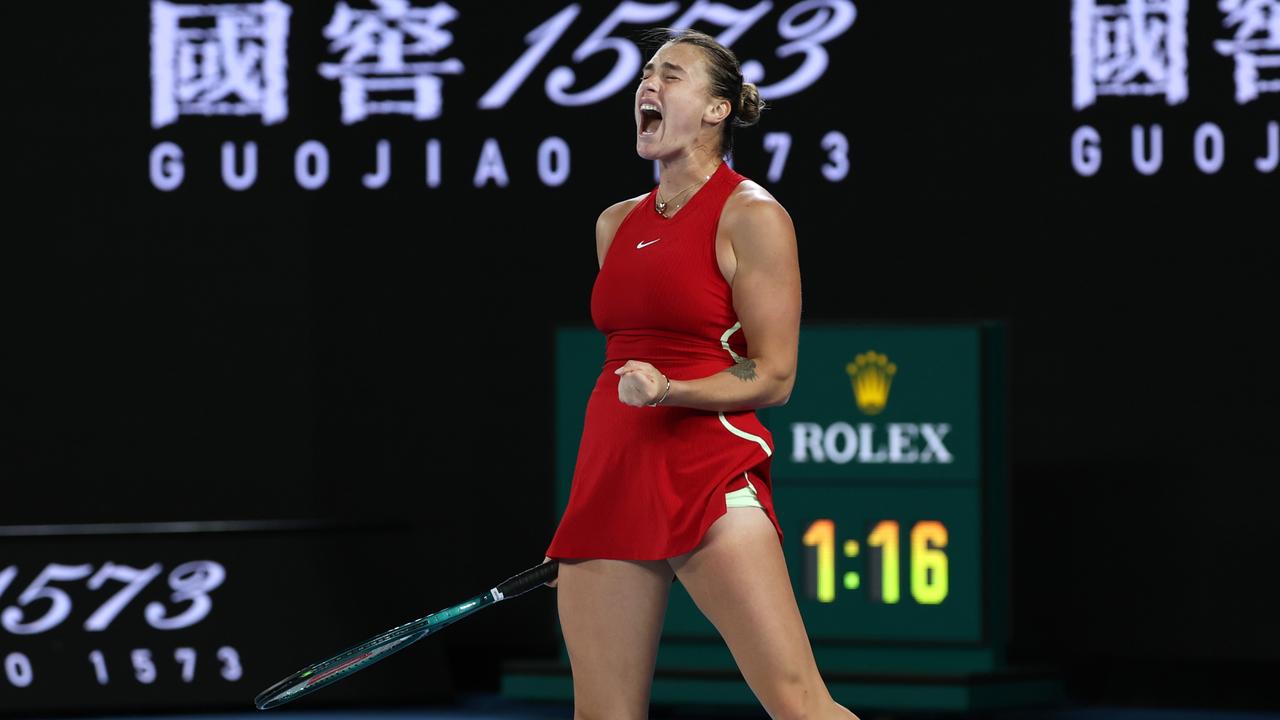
[615,360,668,407]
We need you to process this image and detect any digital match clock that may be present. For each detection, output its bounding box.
[802,518,949,606]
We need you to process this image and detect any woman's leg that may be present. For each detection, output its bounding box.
[667,507,861,720]
[556,557,675,720]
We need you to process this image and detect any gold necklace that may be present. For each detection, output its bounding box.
[655,166,718,215]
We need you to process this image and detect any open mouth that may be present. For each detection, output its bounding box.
[639,106,663,136]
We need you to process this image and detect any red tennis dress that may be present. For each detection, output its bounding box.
[545,160,785,562]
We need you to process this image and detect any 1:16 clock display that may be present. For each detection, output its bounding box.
[802,519,949,604]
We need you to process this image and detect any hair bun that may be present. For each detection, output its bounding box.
[735,81,765,127]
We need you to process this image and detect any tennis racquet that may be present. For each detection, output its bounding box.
[254,559,560,710]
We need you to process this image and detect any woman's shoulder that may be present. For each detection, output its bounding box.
[722,178,791,231]
[595,192,651,267]
[724,176,781,211]
[604,190,650,215]
[597,192,649,240]
[600,191,651,225]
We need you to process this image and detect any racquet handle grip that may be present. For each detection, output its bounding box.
[495,560,559,599]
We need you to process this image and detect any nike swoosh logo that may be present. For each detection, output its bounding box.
[636,238,661,248]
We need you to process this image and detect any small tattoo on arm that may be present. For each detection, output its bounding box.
[728,357,758,381]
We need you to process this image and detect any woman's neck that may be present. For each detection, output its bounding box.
[656,152,722,199]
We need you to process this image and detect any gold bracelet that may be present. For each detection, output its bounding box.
[647,374,671,407]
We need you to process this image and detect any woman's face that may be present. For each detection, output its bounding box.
[635,42,728,161]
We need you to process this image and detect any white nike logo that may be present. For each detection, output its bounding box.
[636,238,661,248]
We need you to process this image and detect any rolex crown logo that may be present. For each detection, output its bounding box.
[845,351,896,416]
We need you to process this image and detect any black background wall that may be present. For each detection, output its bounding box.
[6,1,1276,711]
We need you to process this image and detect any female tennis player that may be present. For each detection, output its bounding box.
[541,28,860,720]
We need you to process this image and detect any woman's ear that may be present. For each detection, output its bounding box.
[708,99,730,123]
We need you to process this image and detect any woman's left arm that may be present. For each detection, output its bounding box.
[616,194,801,412]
